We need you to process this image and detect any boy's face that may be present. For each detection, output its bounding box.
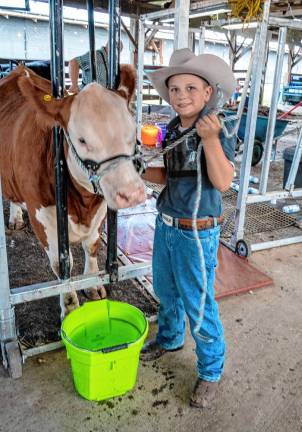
[168,74,213,125]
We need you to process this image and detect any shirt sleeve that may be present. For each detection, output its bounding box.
[75,51,90,71]
[96,49,108,86]
[219,121,236,163]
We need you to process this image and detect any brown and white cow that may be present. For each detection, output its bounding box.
[0,65,146,312]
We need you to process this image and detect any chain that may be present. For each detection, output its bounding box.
[144,127,197,165]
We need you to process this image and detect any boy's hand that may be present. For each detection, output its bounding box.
[195,113,221,142]
[68,85,80,94]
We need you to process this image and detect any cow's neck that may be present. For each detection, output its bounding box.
[65,145,96,194]
[65,154,104,227]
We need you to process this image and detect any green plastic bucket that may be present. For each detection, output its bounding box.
[61,299,149,401]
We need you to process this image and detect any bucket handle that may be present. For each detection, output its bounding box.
[61,329,130,353]
[101,343,128,353]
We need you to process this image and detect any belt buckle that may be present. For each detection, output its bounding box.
[162,214,174,227]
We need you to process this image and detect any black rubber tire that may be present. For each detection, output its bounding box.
[235,240,251,258]
[252,140,264,166]
[5,341,23,379]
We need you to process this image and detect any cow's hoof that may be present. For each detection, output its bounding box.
[64,292,80,314]
[97,285,107,299]
[8,221,25,230]
[82,288,102,300]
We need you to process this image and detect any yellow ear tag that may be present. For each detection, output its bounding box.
[43,94,52,102]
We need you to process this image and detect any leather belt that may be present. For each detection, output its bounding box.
[161,213,224,231]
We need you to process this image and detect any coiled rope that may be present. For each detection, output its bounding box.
[228,0,263,21]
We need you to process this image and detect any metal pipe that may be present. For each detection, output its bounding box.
[269,16,302,30]
[174,0,190,49]
[251,236,302,252]
[199,27,205,54]
[141,7,177,21]
[10,262,151,305]
[144,23,203,34]
[22,341,63,359]
[259,27,287,195]
[108,0,120,89]
[87,0,96,82]
[246,189,302,204]
[228,45,254,137]
[0,178,17,349]
[231,0,271,245]
[136,17,145,142]
[106,0,121,281]
[49,0,70,281]
[285,127,302,191]
[23,308,159,358]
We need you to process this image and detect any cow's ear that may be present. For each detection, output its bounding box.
[17,73,74,128]
[116,64,136,105]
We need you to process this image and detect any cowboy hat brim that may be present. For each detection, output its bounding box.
[146,52,236,110]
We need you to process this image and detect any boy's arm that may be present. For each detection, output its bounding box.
[196,113,234,192]
[68,58,80,93]
[142,167,167,185]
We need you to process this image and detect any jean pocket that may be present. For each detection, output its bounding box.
[156,214,164,229]
[204,234,219,268]
[178,227,210,242]
[178,229,219,268]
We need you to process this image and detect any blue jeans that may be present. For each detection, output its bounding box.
[152,214,225,382]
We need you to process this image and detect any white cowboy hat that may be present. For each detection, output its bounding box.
[146,48,236,109]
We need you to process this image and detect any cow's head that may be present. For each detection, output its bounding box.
[17,65,146,210]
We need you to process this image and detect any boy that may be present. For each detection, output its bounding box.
[141,48,236,408]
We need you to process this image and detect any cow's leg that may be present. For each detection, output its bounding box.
[82,237,107,300]
[9,202,25,230]
[46,238,79,313]
[34,205,79,313]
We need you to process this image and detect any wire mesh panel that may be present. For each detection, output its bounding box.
[221,190,297,238]
[144,184,297,238]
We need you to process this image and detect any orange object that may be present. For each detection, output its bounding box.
[141,125,160,146]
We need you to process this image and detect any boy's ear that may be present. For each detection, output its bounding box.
[204,85,213,102]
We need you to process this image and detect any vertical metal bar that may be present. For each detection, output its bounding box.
[49,1,70,283]
[136,17,145,142]
[106,0,121,281]
[129,18,137,65]
[259,30,271,106]
[231,46,254,137]
[285,127,302,191]
[231,0,271,245]
[23,26,28,59]
[87,0,96,82]
[228,31,236,70]
[174,0,190,49]
[259,27,287,194]
[198,26,205,54]
[0,178,17,365]
[108,0,120,89]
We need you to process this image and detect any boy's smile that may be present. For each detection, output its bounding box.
[168,74,213,128]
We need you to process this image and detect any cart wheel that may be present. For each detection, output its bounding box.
[235,240,251,257]
[252,140,264,166]
[5,341,23,379]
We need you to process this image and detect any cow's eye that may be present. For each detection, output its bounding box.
[79,137,86,145]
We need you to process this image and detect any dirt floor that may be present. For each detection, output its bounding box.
[2,202,158,350]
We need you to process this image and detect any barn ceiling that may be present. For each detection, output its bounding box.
[24,1,302,19]
[37,0,167,16]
